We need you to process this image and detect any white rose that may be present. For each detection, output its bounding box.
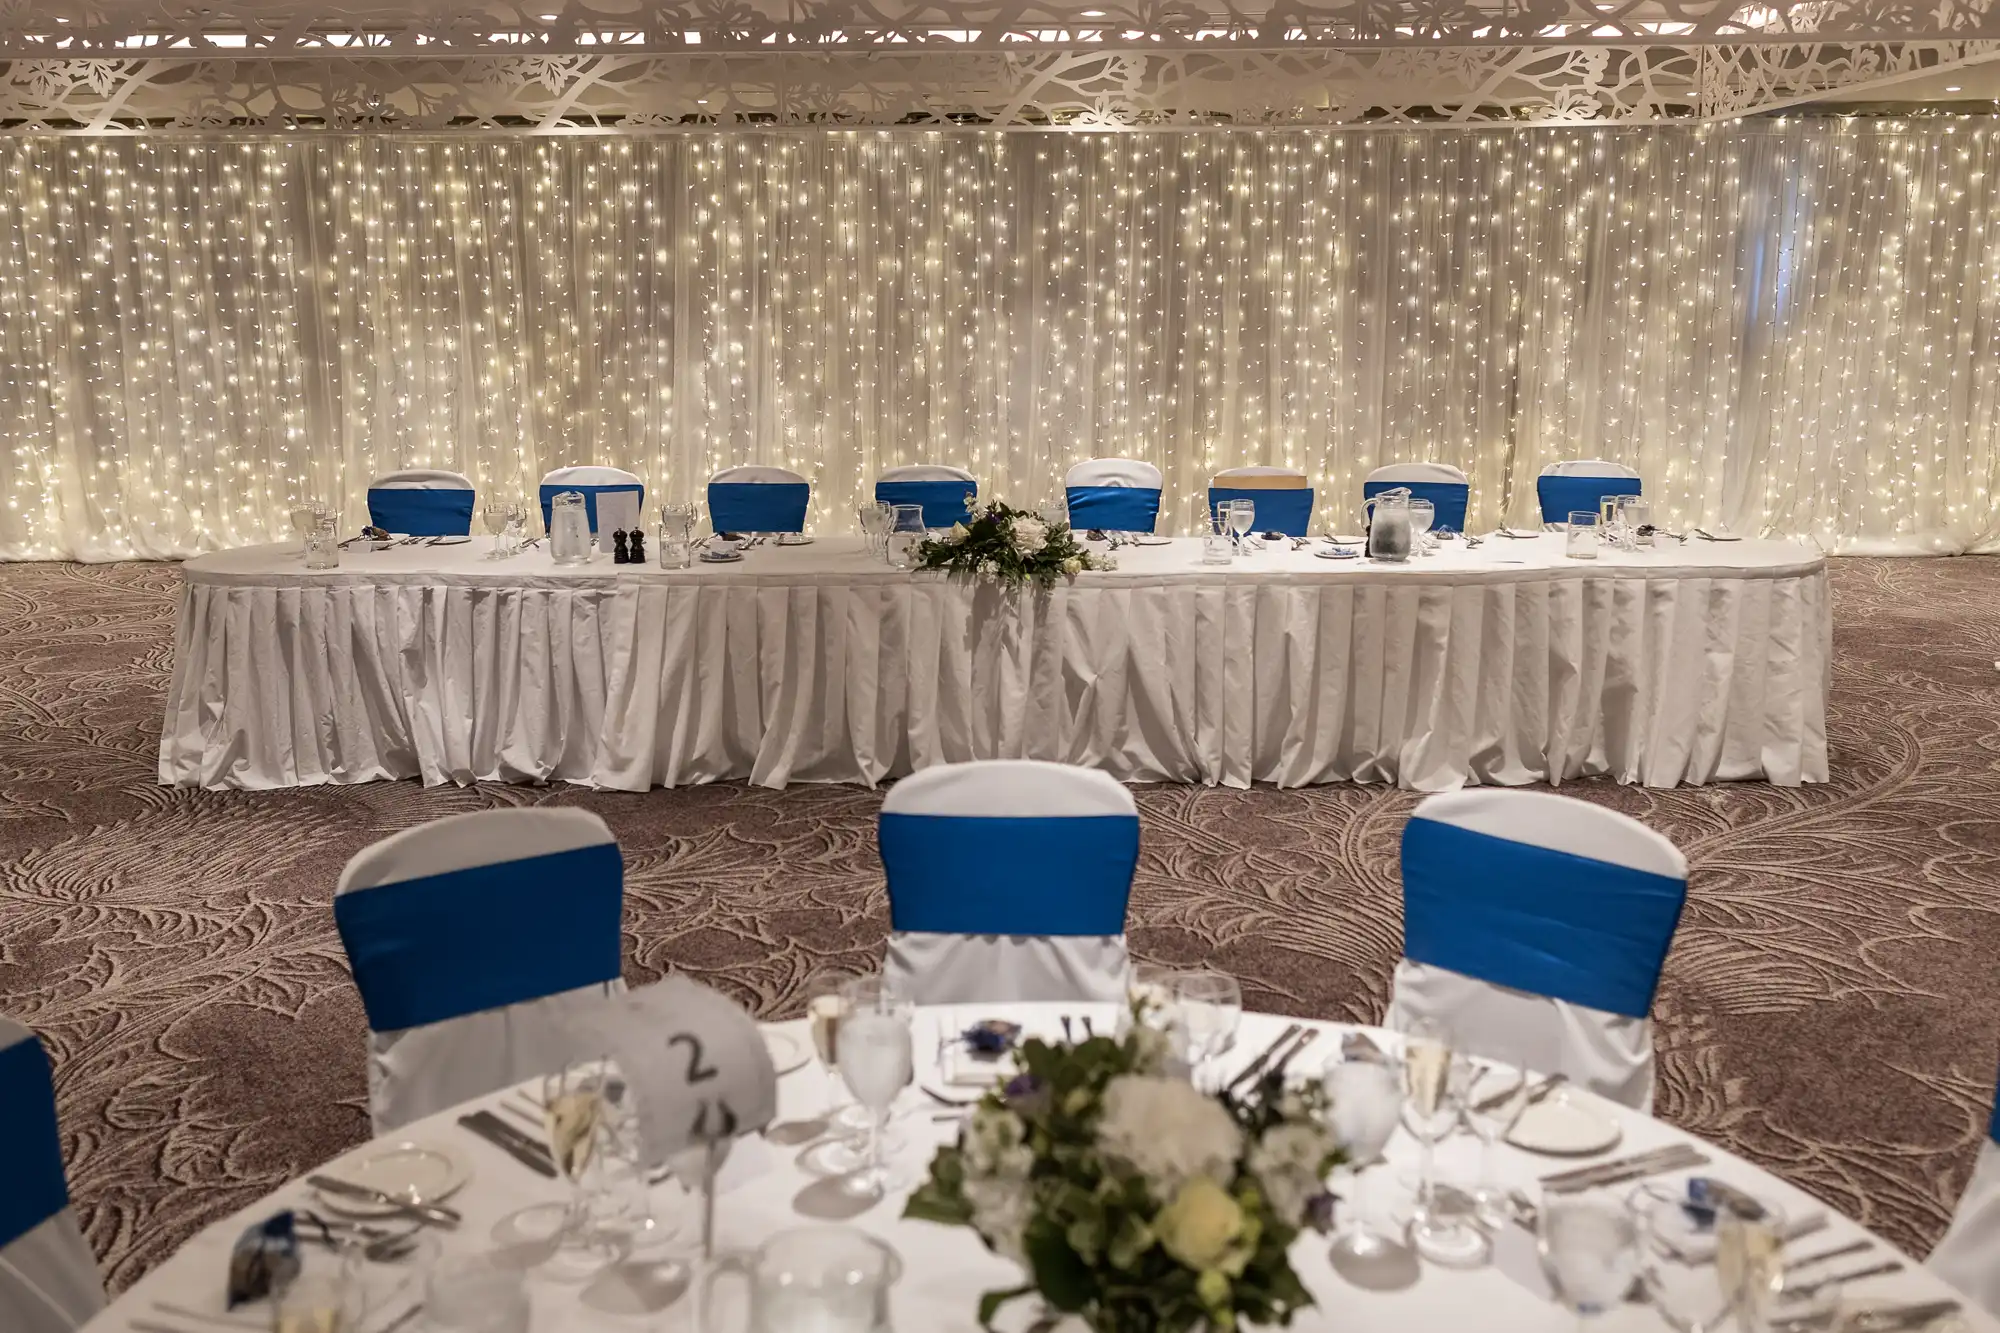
[1247,1121,1332,1227]
[949,522,970,542]
[965,1174,1033,1265]
[1010,516,1048,555]
[965,1104,1031,1178]
[1096,1075,1243,1198]
[1060,555,1083,576]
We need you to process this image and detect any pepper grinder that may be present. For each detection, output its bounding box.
[611,529,630,564]
[628,530,646,565]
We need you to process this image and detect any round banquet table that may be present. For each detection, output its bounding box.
[90,1005,1981,1333]
[158,533,1829,793]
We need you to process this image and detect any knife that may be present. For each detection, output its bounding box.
[1541,1143,1706,1193]
[1224,1023,1302,1093]
[1549,1148,1709,1194]
[1783,1259,1903,1301]
[1269,1028,1320,1079]
[306,1174,461,1227]
[458,1110,557,1177]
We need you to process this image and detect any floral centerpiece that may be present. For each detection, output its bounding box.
[913,500,1115,587]
[905,1017,1343,1333]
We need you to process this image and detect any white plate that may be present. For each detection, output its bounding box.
[1326,534,1365,545]
[699,550,745,563]
[312,1140,470,1217]
[1130,536,1173,546]
[1315,548,1360,560]
[763,1029,809,1076]
[1505,1089,1623,1156]
[774,534,815,547]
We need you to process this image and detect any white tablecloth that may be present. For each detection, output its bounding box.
[88,1008,1982,1333]
[158,535,1830,792]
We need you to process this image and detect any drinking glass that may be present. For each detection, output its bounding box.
[1618,496,1653,550]
[303,519,341,571]
[884,504,925,570]
[1461,1052,1532,1228]
[1170,970,1242,1090]
[835,974,914,1198]
[1400,1019,1483,1265]
[481,501,516,558]
[1566,511,1600,559]
[700,1225,899,1333]
[1630,1184,1734,1333]
[658,502,698,569]
[1717,1201,1787,1333]
[804,967,872,1154]
[1228,498,1257,551]
[1407,498,1435,554]
[1321,1054,1417,1288]
[425,1254,530,1333]
[1539,1195,1641,1329]
[272,1268,362,1333]
[541,1057,628,1277]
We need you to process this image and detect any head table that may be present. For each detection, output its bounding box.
[158,534,1827,793]
[91,1006,1973,1333]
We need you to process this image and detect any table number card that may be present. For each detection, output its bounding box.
[591,976,778,1165]
[596,490,641,538]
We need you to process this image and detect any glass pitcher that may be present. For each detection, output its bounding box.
[549,491,592,567]
[700,1225,898,1333]
[1363,487,1413,563]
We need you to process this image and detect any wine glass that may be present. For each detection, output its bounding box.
[1227,498,1256,551]
[835,974,914,1198]
[804,967,872,1153]
[1717,1200,1788,1333]
[1399,1019,1483,1265]
[289,496,331,554]
[481,500,516,559]
[1170,971,1242,1090]
[1461,1050,1532,1228]
[541,1057,625,1278]
[1321,1054,1419,1289]
[1408,498,1435,554]
[1539,1195,1641,1330]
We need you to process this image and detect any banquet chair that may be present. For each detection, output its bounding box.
[365,469,476,538]
[875,464,978,529]
[1208,466,1315,538]
[1536,460,1642,528]
[0,1018,105,1333]
[878,760,1138,1004]
[1362,462,1470,535]
[708,465,811,536]
[334,807,626,1133]
[1929,1066,2000,1316]
[538,465,644,535]
[1064,458,1163,535]
[1383,789,1688,1111]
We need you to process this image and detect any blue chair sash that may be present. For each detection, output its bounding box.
[1991,1072,2000,1145]
[334,843,624,1033]
[1537,475,1641,527]
[1400,817,1685,1019]
[880,813,1136,936]
[1065,485,1161,533]
[540,483,644,536]
[876,480,977,529]
[367,488,475,537]
[708,481,810,534]
[1207,487,1315,537]
[0,1033,71,1251]
[1362,480,1469,535]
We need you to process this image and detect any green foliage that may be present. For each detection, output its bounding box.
[912,500,1113,588]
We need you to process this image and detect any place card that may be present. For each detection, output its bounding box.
[584,976,778,1166]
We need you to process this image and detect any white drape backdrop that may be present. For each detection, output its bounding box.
[3,122,1997,561]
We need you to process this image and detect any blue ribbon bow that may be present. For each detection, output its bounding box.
[879,813,1137,937]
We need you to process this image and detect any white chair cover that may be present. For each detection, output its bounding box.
[710,464,808,485]
[1063,459,1164,534]
[1540,459,1642,479]
[1534,459,1645,528]
[369,468,474,490]
[538,466,644,535]
[880,760,1137,1005]
[1365,462,1469,486]
[0,1018,105,1333]
[1383,789,1688,1111]
[1065,458,1164,490]
[877,464,977,484]
[335,807,625,1133]
[1212,465,1309,484]
[1929,1091,2000,1317]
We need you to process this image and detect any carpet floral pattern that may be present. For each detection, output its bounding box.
[0,558,1996,1290]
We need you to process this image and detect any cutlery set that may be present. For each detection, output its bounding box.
[1540,1142,1710,1194]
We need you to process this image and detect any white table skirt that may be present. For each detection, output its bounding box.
[158,535,1830,792]
[86,1007,1986,1333]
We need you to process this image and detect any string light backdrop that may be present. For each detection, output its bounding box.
[3,122,1997,561]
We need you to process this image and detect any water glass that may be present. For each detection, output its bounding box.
[1399,1019,1483,1265]
[1170,970,1242,1089]
[303,520,341,571]
[1227,498,1257,551]
[1566,510,1600,559]
[884,504,925,570]
[1630,1184,1735,1333]
[272,1269,362,1333]
[1540,1195,1641,1328]
[1408,498,1436,554]
[480,501,516,559]
[1461,1052,1532,1227]
[425,1254,530,1333]
[1618,496,1653,549]
[1321,1055,1410,1280]
[658,502,698,569]
[835,974,914,1198]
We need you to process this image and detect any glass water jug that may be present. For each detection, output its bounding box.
[549,490,592,567]
[700,1225,898,1333]
[1363,487,1412,563]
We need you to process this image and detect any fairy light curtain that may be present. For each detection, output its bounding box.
[2,121,1997,561]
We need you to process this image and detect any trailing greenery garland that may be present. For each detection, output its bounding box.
[912,500,1116,587]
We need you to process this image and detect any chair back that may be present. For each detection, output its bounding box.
[875,464,977,529]
[879,760,1137,1004]
[1208,466,1315,537]
[1928,1068,2000,1317]
[708,465,810,534]
[1363,463,1470,535]
[538,466,643,536]
[0,1019,105,1333]
[1536,460,1642,527]
[1064,458,1163,534]
[366,469,476,537]
[334,807,625,1131]
[1385,789,1687,1110]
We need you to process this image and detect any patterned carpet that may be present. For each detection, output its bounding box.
[2,558,1999,1292]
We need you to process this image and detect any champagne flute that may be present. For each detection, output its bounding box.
[1460,1049,1532,1228]
[1170,970,1242,1091]
[1540,1196,1641,1330]
[804,967,872,1145]
[1399,1019,1483,1265]
[1718,1201,1787,1333]
[271,1269,362,1333]
[835,974,914,1198]
[1321,1054,1419,1289]
[541,1057,619,1278]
